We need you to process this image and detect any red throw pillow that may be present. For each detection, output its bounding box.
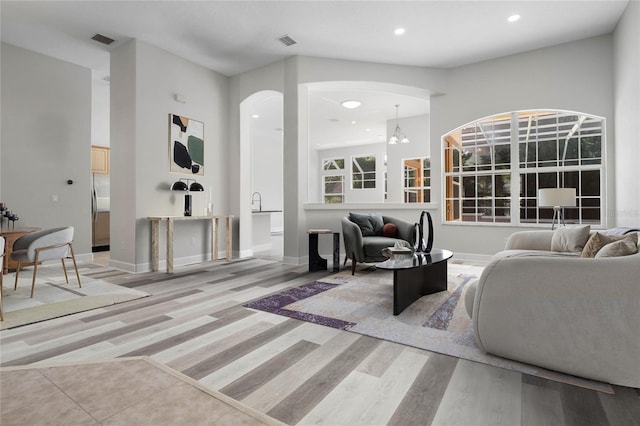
[382,223,398,237]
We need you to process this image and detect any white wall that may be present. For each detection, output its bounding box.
[110,40,229,271]
[1,43,92,256]
[431,34,615,255]
[91,72,110,147]
[613,0,640,226]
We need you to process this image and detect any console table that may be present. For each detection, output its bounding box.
[147,215,233,273]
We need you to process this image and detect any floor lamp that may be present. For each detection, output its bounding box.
[538,188,576,230]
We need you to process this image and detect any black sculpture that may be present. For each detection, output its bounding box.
[414,210,433,253]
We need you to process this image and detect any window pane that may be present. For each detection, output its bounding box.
[443,110,603,226]
[581,170,600,196]
[352,155,376,189]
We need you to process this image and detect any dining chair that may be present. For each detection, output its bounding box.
[11,226,81,298]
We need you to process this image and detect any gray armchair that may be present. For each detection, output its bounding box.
[342,213,416,274]
[11,226,81,298]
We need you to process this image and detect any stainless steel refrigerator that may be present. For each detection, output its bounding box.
[91,173,110,251]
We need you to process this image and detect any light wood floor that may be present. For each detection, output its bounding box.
[1,258,639,425]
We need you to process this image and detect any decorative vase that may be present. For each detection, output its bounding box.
[414,211,433,253]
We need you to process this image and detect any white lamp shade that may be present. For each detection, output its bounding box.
[538,188,576,207]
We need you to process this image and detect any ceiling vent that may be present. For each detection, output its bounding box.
[276,34,297,47]
[91,33,115,45]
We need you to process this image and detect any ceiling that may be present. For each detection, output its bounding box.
[1,0,629,148]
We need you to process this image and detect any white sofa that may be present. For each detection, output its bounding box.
[464,230,640,387]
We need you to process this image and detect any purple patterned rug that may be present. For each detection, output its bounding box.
[244,263,613,393]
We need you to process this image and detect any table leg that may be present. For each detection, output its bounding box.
[210,217,215,262]
[393,261,448,315]
[226,216,232,261]
[332,233,340,272]
[150,219,159,272]
[166,218,174,273]
[213,217,219,260]
[308,233,327,272]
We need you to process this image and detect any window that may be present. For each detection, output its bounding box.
[352,155,376,189]
[444,110,604,226]
[403,158,431,203]
[322,158,344,203]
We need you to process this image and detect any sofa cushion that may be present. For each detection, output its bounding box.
[581,232,628,258]
[349,212,384,237]
[595,233,639,258]
[382,223,398,237]
[363,236,404,258]
[550,225,590,252]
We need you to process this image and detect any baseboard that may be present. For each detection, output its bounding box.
[282,255,305,266]
[108,258,137,273]
[251,243,272,253]
[452,252,492,265]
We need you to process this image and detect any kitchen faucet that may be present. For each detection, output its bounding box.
[251,192,262,211]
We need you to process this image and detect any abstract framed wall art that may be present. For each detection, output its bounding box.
[169,113,204,175]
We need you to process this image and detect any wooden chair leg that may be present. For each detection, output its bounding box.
[30,253,40,298]
[68,243,82,289]
[14,262,21,290]
[61,258,69,284]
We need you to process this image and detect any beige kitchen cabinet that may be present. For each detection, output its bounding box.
[91,145,110,174]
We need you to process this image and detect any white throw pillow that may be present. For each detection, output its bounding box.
[551,225,591,252]
[595,233,639,258]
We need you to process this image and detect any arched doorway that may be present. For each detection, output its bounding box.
[239,90,284,259]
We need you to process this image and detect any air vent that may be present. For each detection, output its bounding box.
[276,34,297,47]
[91,33,115,45]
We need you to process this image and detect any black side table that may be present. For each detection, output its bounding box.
[308,229,340,272]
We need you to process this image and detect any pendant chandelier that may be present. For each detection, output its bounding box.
[388,104,409,144]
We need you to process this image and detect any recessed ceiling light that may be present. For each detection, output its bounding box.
[365,128,371,132]
[341,100,361,109]
[351,121,357,124]
[252,114,260,118]
[394,28,406,35]
[508,14,521,23]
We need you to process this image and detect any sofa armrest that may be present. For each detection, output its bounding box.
[383,216,416,245]
[342,217,365,261]
[504,230,554,251]
[471,253,640,386]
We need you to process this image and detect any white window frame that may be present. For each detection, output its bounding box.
[442,110,605,227]
[403,157,431,203]
[321,157,345,204]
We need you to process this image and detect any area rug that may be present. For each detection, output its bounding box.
[1,265,149,330]
[244,263,613,393]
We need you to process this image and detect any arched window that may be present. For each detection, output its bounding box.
[443,110,604,227]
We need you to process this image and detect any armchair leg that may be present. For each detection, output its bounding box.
[14,262,21,290]
[61,258,69,284]
[351,253,356,275]
[68,243,82,289]
[30,253,39,298]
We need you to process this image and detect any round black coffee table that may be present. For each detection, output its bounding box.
[376,248,453,315]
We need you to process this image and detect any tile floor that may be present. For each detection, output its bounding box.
[0,358,282,425]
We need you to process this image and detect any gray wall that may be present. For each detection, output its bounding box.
[1,43,92,257]
[613,0,640,226]
[430,34,615,256]
[110,40,229,272]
